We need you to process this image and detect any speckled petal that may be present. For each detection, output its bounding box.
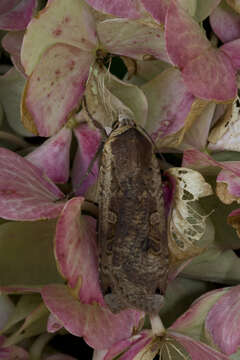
[205,285,240,355]
[21,0,97,75]
[0,0,36,31]
[0,148,65,220]
[98,19,170,62]
[22,44,94,136]
[54,197,103,305]
[26,127,72,183]
[42,284,143,350]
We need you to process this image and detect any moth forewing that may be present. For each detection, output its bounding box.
[97,120,169,314]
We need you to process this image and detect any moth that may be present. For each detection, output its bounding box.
[97,118,169,314]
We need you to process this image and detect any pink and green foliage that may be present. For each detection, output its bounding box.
[2,0,240,359]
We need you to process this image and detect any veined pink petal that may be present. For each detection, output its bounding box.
[72,122,101,196]
[221,39,240,70]
[141,0,169,24]
[210,3,240,43]
[26,127,72,183]
[165,0,210,68]
[98,19,170,62]
[182,49,236,101]
[84,0,140,19]
[22,44,94,136]
[21,0,97,75]
[55,197,103,305]
[104,332,152,360]
[205,285,240,355]
[42,284,143,349]
[0,0,36,30]
[169,332,230,360]
[0,148,65,220]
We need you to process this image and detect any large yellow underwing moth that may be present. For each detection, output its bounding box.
[97,118,169,314]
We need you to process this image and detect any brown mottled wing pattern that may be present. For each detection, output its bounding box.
[97,123,169,314]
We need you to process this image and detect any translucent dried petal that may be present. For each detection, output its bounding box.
[166,167,213,263]
[0,148,65,220]
[208,98,240,152]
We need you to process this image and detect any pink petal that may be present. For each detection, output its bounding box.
[98,19,170,62]
[22,44,94,136]
[170,288,227,333]
[165,0,237,101]
[0,336,29,359]
[141,0,169,24]
[72,122,101,196]
[55,197,103,305]
[47,314,63,333]
[170,332,230,360]
[210,3,240,43]
[182,48,236,101]
[2,31,25,74]
[205,285,240,355]
[21,0,97,75]
[84,0,140,19]
[104,332,152,360]
[0,0,36,30]
[221,39,240,70]
[42,284,143,350]
[0,148,65,220]
[142,68,194,139]
[26,127,72,183]
[218,164,240,198]
[165,0,209,68]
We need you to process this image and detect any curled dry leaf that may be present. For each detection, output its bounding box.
[208,97,240,152]
[166,168,213,264]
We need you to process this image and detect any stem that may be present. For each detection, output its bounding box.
[150,314,166,337]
